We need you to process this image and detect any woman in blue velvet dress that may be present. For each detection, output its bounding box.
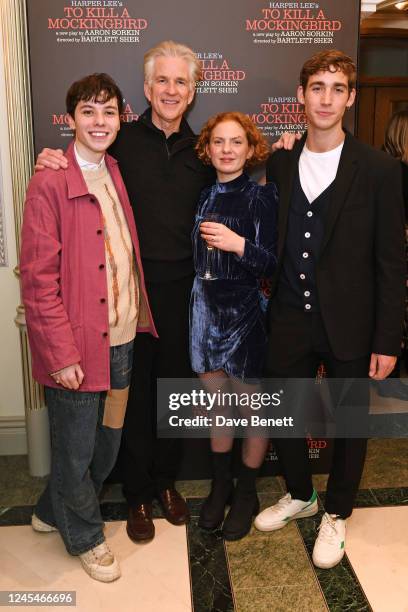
[190,112,278,540]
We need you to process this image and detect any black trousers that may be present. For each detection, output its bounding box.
[119,274,194,505]
[265,301,370,519]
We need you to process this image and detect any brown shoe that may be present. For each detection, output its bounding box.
[157,488,189,526]
[126,503,155,542]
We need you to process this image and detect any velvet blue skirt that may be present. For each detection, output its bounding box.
[189,277,267,380]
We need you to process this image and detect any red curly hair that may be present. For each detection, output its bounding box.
[196,111,270,168]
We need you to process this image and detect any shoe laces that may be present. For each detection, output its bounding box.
[270,493,292,513]
[317,513,340,543]
[84,542,114,566]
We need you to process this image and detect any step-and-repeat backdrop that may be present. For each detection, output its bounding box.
[26,0,360,476]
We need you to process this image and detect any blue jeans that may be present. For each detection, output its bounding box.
[35,340,133,555]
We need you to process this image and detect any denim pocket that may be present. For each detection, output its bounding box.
[109,341,134,389]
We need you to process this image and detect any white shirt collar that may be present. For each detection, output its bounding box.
[303,140,344,158]
[74,143,105,170]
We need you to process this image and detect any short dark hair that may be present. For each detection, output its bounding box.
[66,73,124,117]
[300,50,356,91]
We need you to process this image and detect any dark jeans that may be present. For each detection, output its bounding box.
[265,304,370,519]
[35,340,133,555]
[119,274,194,505]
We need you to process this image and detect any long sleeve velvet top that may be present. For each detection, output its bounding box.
[192,173,278,283]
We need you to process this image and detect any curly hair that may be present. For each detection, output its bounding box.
[300,50,356,91]
[384,110,408,164]
[196,112,270,168]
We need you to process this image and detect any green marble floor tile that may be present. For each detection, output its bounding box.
[371,486,408,505]
[178,476,283,499]
[312,439,408,494]
[0,456,46,506]
[359,438,408,489]
[176,479,211,498]
[256,476,285,494]
[312,562,371,612]
[188,517,234,612]
[226,521,315,589]
[257,491,285,513]
[233,584,328,612]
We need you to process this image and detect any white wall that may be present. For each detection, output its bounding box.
[0,24,27,453]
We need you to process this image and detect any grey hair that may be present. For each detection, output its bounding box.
[144,40,201,90]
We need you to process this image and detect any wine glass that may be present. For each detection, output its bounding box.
[199,212,220,281]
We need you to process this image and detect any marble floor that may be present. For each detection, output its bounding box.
[346,506,408,612]
[1,437,408,611]
[0,520,191,612]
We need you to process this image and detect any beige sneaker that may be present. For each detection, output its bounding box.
[31,514,58,533]
[79,542,121,582]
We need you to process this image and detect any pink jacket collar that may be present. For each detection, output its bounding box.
[64,140,119,200]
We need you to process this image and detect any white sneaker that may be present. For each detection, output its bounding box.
[79,542,121,582]
[254,490,318,532]
[312,512,346,569]
[31,514,58,533]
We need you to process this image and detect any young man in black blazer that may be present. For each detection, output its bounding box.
[254,50,405,569]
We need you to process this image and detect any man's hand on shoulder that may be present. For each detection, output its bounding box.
[35,148,68,172]
[369,353,397,380]
[271,131,302,153]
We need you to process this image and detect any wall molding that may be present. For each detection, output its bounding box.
[0,416,27,455]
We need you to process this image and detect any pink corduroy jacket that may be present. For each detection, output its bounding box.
[20,142,158,391]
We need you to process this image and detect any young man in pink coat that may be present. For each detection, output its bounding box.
[20,73,157,582]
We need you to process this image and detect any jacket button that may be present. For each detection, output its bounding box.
[103,332,108,337]
[99,264,105,269]
[100,298,106,303]
[97,229,102,235]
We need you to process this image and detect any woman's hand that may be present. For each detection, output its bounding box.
[200,222,245,258]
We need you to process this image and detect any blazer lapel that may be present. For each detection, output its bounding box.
[277,135,306,260]
[320,132,359,254]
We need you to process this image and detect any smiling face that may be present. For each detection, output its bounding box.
[144,55,195,135]
[67,95,120,163]
[298,68,356,135]
[206,120,254,183]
